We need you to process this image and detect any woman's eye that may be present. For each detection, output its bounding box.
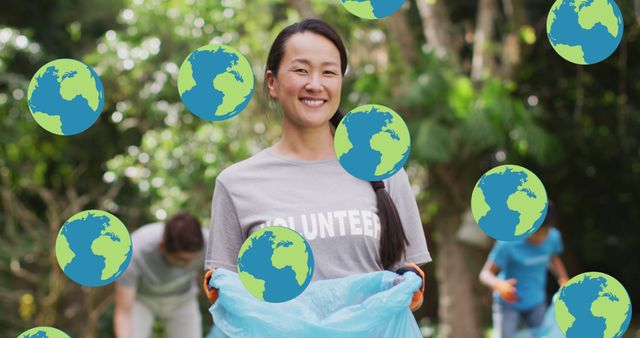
[324,70,337,75]
[295,69,308,73]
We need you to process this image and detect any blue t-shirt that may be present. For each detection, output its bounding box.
[489,227,563,310]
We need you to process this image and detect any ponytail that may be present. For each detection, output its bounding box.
[330,110,409,269]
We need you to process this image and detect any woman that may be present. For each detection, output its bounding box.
[203,18,430,312]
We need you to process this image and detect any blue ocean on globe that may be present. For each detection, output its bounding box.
[558,274,632,337]
[473,166,547,241]
[28,64,104,135]
[341,0,404,19]
[180,48,253,120]
[238,229,314,303]
[23,331,49,338]
[59,212,132,287]
[547,0,623,64]
[338,106,410,181]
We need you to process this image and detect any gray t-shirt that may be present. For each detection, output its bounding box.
[118,222,208,297]
[205,147,431,280]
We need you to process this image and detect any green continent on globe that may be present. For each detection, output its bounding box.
[55,59,101,111]
[334,122,353,159]
[27,59,101,111]
[55,208,92,270]
[212,58,253,117]
[270,228,310,286]
[590,274,632,337]
[506,167,547,236]
[342,0,375,19]
[178,57,197,93]
[551,44,586,64]
[471,185,491,221]
[556,272,632,338]
[576,0,619,37]
[368,107,410,176]
[91,216,132,280]
[56,233,75,270]
[31,112,63,135]
[555,297,576,333]
[238,270,266,300]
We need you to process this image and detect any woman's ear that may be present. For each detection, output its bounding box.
[265,70,278,100]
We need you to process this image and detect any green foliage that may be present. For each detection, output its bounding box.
[399,53,561,166]
[2,0,640,336]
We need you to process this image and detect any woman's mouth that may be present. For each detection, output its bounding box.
[300,98,327,108]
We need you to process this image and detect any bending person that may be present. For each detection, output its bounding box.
[114,212,208,338]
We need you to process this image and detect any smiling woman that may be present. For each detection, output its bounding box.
[203,18,431,322]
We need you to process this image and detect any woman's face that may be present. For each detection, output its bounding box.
[266,32,342,129]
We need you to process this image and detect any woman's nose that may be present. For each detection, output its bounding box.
[304,73,323,91]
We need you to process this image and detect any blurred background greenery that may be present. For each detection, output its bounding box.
[1,0,638,337]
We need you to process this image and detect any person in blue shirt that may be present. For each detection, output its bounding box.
[479,202,569,338]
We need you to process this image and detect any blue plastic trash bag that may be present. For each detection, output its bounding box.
[206,269,423,338]
[514,292,564,338]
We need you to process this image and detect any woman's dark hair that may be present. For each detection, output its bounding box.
[163,211,204,253]
[265,19,409,269]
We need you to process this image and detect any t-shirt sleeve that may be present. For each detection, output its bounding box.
[204,178,243,272]
[116,255,139,288]
[488,241,508,269]
[387,168,432,271]
[551,227,563,255]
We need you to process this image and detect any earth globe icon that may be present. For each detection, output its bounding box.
[334,104,411,182]
[339,0,405,19]
[470,164,548,241]
[555,272,632,338]
[55,210,132,287]
[18,327,70,338]
[178,44,254,121]
[546,0,624,65]
[27,58,104,135]
[237,226,314,303]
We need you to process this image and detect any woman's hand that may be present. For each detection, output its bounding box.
[395,262,425,312]
[203,268,219,303]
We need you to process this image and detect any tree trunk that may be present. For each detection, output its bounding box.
[471,0,497,83]
[500,0,526,81]
[432,165,483,338]
[435,211,482,338]
[385,9,418,100]
[386,10,419,67]
[415,0,459,62]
